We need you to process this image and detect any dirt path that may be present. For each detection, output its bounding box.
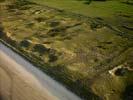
[0,43,81,100]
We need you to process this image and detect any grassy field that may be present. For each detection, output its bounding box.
[28,0,133,38]
[28,0,133,17]
[0,0,133,100]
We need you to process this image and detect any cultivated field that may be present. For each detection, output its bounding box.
[0,0,133,100]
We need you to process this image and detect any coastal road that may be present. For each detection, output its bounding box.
[0,42,82,100]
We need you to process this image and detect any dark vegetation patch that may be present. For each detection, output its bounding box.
[48,52,58,62]
[25,22,34,28]
[0,93,3,100]
[122,25,133,31]
[122,85,133,100]
[122,0,133,5]
[90,21,104,30]
[48,27,66,37]
[83,0,107,5]
[33,44,48,54]
[20,39,31,48]
[7,0,36,10]
[0,0,5,3]
[32,44,58,62]
[102,41,113,44]
[34,17,47,22]
[114,68,128,76]
[0,28,4,38]
[47,22,82,37]
[96,45,106,50]
[118,13,132,18]
[47,20,60,27]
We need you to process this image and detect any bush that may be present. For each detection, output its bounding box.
[34,17,47,22]
[48,49,58,62]
[33,44,47,54]
[49,54,58,62]
[20,39,31,48]
[48,20,60,27]
[48,27,66,37]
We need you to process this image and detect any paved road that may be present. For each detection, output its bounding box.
[0,43,82,100]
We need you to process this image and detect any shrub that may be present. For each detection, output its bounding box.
[48,27,66,37]
[33,44,47,54]
[48,20,60,27]
[34,17,47,22]
[48,49,58,62]
[20,39,31,48]
[49,54,58,62]
[114,68,128,76]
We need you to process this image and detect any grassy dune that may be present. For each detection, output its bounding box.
[0,0,133,100]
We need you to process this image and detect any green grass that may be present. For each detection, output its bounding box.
[28,0,133,17]
[28,0,133,36]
